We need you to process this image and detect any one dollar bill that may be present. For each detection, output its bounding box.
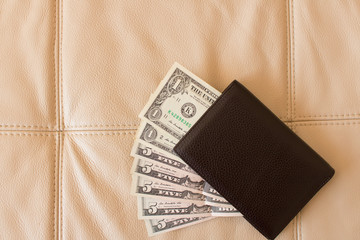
[139,62,220,140]
[134,120,179,156]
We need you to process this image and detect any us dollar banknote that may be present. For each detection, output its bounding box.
[130,151,203,188]
[130,141,197,174]
[131,175,206,203]
[131,157,205,193]
[205,196,234,208]
[203,182,226,200]
[134,120,179,155]
[211,206,242,217]
[139,62,220,140]
[132,139,232,201]
[138,197,241,219]
[130,63,243,236]
[145,217,214,236]
[140,96,230,200]
[138,197,212,219]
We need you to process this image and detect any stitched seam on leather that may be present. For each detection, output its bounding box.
[57,1,61,239]
[288,0,360,120]
[286,0,290,121]
[60,0,64,131]
[63,129,138,133]
[64,123,140,128]
[300,212,302,240]
[294,215,299,240]
[0,129,136,133]
[2,119,357,130]
[0,124,56,129]
[294,121,360,126]
[53,0,58,132]
[0,133,56,136]
[297,215,300,240]
[60,133,64,240]
[291,0,296,120]
[53,134,58,240]
[1,119,359,134]
[11,117,360,129]
[0,0,59,132]
[3,117,360,129]
[296,113,360,119]
[66,132,136,136]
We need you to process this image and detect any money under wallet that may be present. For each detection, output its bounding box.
[173,80,335,239]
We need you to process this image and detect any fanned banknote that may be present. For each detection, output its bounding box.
[139,62,220,140]
[205,195,234,208]
[130,142,197,174]
[145,217,214,236]
[131,175,206,203]
[134,120,179,155]
[131,157,205,193]
[211,206,242,217]
[130,63,242,236]
[131,119,228,199]
[138,197,241,219]
[138,197,213,219]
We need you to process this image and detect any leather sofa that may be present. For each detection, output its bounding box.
[0,0,359,239]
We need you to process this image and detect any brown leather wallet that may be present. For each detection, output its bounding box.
[174,80,335,239]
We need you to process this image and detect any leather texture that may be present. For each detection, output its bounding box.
[0,0,359,239]
[174,80,335,239]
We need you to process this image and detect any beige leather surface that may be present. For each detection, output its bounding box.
[0,0,359,239]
